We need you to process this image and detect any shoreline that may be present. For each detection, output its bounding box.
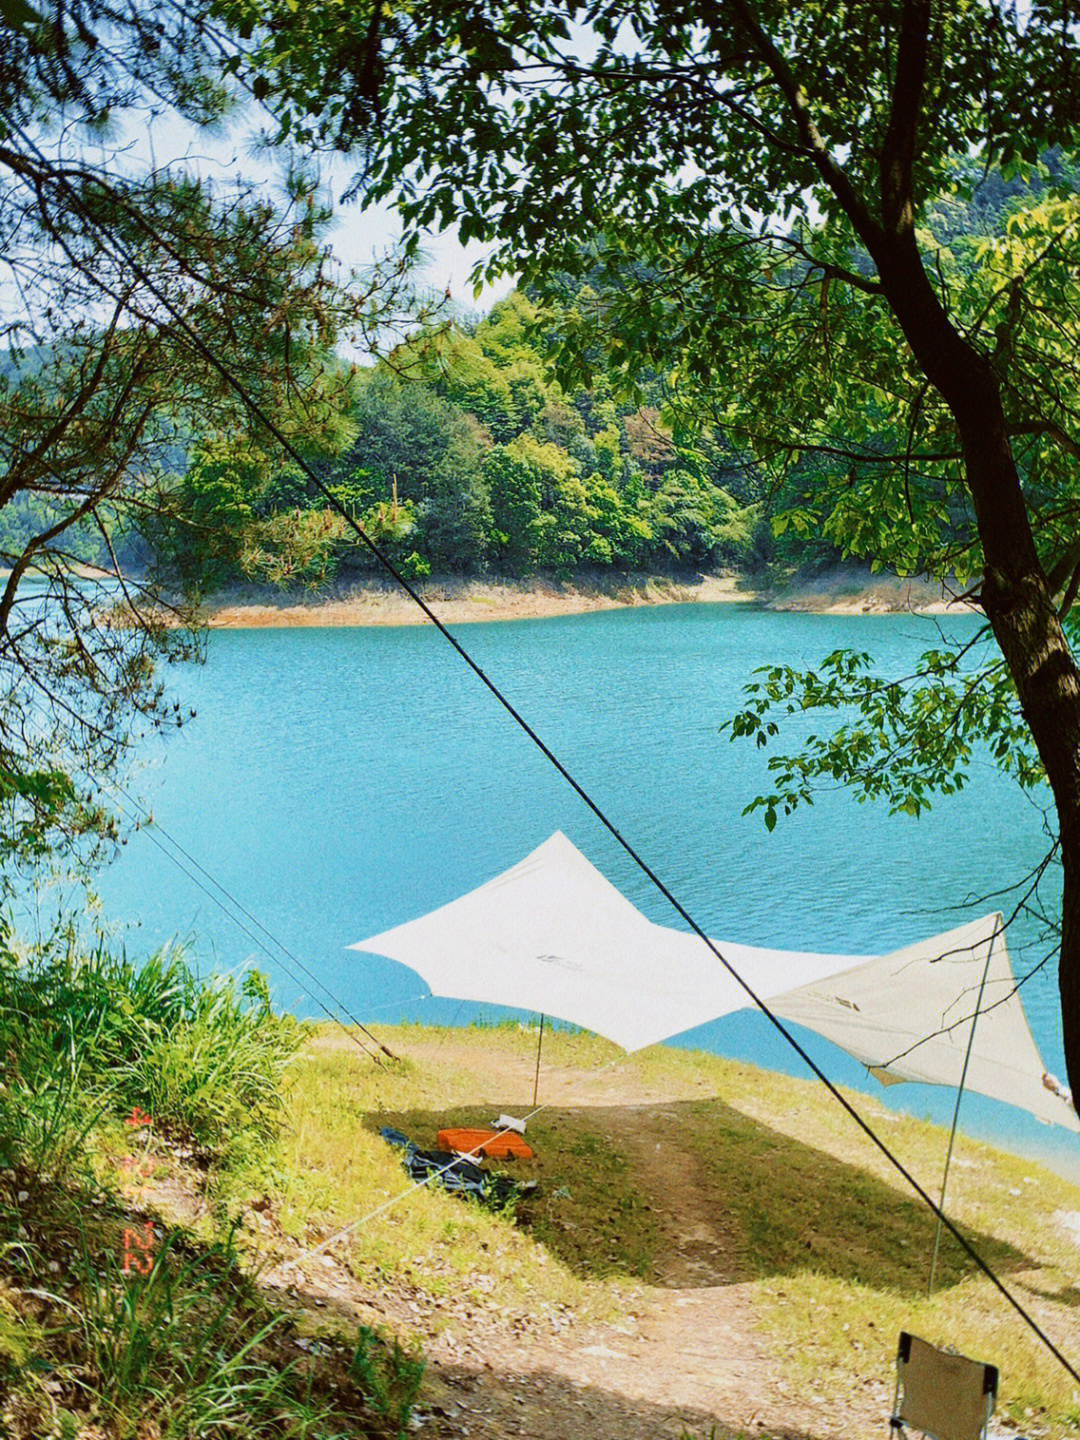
[199,568,978,629]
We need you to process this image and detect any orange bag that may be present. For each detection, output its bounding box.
[437,1127,534,1159]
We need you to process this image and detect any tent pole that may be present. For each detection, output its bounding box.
[928,940,995,1297]
[533,1013,545,1107]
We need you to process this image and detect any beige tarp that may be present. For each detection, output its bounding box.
[349,831,1079,1133]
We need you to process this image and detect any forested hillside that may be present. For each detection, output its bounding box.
[149,156,1079,597]
[150,288,775,593]
[4,159,1072,599]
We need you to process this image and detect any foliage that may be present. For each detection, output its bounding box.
[0,767,91,866]
[694,164,1080,864]
[160,437,270,593]
[232,8,1080,586]
[115,964,306,1157]
[347,1325,425,1437]
[726,635,1046,830]
[0,930,306,1176]
[0,0,425,876]
[58,1229,309,1438]
[339,373,494,573]
[651,470,761,568]
[213,0,1080,598]
[170,288,763,587]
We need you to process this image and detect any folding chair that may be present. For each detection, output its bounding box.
[890,1332,999,1440]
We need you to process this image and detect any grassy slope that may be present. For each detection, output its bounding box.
[0,949,425,1440]
[10,1013,1080,1437]
[240,1023,1080,1437]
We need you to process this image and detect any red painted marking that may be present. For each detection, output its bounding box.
[121,1221,155,1276]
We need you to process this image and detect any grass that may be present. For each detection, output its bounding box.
[244,1024,657,1328]
[241,1022,1080,1437]
[0,1190,424,1439]
[8,945,1080,1438]
[0,934,428,1439]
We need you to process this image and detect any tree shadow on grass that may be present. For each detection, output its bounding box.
[368,1096,1032,1299]
[668,1095,1028,1296]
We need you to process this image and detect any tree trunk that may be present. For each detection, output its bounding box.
[737,0,1080,1101]
[869,236,1080,1098]
[1062,849,1080,1100]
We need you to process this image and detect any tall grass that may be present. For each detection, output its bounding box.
[3,1218,423,1439]
[0,935,305,1175]
[59,1228,312,1438]
[0,930,423,1438]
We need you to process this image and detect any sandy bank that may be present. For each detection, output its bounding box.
[200,573,754,628]
[198,568,978,628]
[761,567,978,616]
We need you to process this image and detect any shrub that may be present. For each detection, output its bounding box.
[115,966,306,1157]
[0,933,306,1175]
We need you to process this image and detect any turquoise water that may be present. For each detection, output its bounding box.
[92,602,1078,1175]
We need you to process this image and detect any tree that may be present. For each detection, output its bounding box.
[482,434,553,570]
[337,372,493,570]
[239,1,1080,1094]
[0,0,416,874]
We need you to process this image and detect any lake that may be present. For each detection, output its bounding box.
[90,601,1078,1176]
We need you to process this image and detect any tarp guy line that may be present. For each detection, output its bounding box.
[108,786,385,1064]
[7,117,1075,1385]
[108,779,395,1058]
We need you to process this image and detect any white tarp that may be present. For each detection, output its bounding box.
[349,831,1079,1133]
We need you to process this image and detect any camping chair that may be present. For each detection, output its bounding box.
[890,1332,998,1440]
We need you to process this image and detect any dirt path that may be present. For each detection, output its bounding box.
[255,1101,804,1439]
[463,1102,786,1438]
[235,1033,881,1439]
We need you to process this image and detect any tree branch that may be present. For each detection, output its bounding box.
[1008,419,1080,463]
[725,0,882,250]
[880,0,932,236]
